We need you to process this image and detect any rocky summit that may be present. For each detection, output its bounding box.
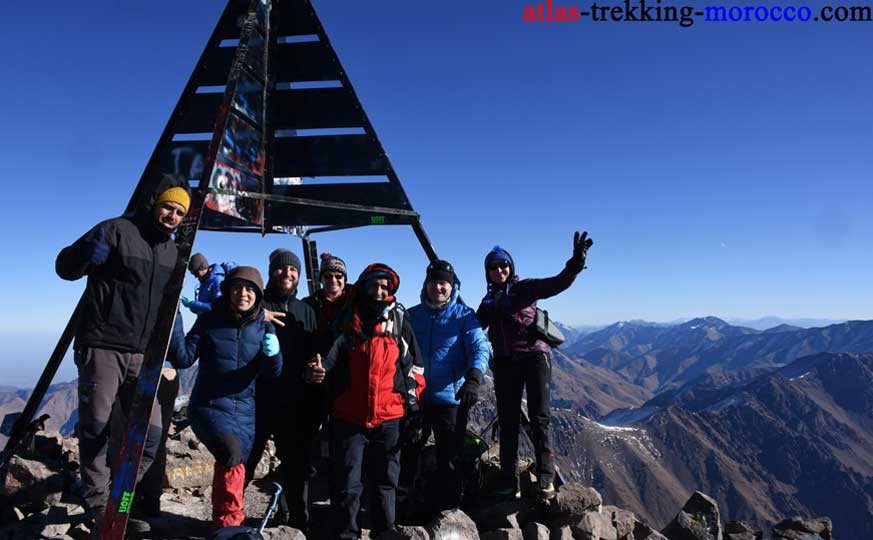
[0,427,833,540]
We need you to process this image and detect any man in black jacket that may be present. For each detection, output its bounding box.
[55,174,190,532]
[245,248,318,531]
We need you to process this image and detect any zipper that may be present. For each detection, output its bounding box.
[365,338,374,427]
[428,312,436,396]
[139,242,158,350]
[236,326,243,417]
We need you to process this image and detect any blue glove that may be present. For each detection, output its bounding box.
[262,333,280,356]
[181,296,193,308]
[85,227,110,266]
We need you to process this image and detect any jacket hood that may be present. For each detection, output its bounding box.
[485,245,516,290]
[221,266,265,317]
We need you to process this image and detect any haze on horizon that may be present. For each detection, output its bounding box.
[0,2,869,384]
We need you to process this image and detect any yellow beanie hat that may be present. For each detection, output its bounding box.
[154,187,191,214]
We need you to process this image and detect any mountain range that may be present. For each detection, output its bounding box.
[2,316,872,537]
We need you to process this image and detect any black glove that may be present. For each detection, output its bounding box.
[455,368,484,411]
[568,230,593,273]
[400,412,423,447]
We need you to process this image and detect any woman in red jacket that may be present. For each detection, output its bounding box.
[307,263,424,539]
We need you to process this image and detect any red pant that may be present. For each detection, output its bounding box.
[211,463,245,530]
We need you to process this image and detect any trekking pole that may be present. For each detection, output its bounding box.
[259,482,284,534]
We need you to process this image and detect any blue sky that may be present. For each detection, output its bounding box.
[1,1,871,385]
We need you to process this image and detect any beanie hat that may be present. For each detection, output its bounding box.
[485,245,515,276]
[426,259,455,284]
[485,246,515,275]
[269,248,301,273]
[319,253,348,279]
[357,263,399,297]
[188,253,209,273]
[154,186,191,214]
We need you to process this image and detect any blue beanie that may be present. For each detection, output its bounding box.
[485,245,515,278]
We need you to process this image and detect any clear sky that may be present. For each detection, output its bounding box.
[1,1,870,386]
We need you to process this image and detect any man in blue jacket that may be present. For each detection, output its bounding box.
[408,259,490,510]
[181,253,233,315]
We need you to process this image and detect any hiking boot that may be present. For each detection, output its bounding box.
[137,494,162,518]
[127,517,152,539]
[86,507,105,540]
[536,481,556,500]
[493,485,521,501]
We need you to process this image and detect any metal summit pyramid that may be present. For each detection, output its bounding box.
[127,0,437,278]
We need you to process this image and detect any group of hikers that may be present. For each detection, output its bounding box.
[55,176,593,539]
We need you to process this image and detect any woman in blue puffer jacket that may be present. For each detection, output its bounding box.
[408,259,490,510]
[169,266,282,530]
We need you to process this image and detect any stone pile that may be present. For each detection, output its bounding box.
[0,431,835,540]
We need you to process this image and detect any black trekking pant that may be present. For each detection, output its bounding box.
[424,405,463,509]
[246,387,326,530]
[332,418,400,539]
[493,351,554,486]
[76,347,163,512]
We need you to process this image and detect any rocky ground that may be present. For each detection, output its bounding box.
[0,429,835,540]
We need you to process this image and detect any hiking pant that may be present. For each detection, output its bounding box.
[493,350,554,486]
[75,347,163,512]
[139,369,179,506]
[246,387,326,530]
[423,404,463,510]
[332,418,400,539]
[212,463,246,530]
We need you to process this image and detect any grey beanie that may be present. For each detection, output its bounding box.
[269,248,301,273]
[189,253,209,273]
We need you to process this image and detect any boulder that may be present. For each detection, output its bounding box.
[163,427,216,489]
[0,506,25,526]
[602,506,634,540]
[550,484,603,529]
[633,520,668,540]
[551,526,573,540]
[377,526,431,540]
[67,523,91,540]
[0,523,40,540]
[1,455,65,510]
[482,529,524,540]
[474,500,535,531]
[60,438,80,471]
[34,521,71,539]
[572,510,618,540]
[772,517,832,540]
[523,521,551,540]
[425,508,480,540]
[661,491,723,540]
[724,520,761,540]
[261,525,306,540]
[30,432,64,462]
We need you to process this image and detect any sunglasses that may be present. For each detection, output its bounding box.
[322,273,345,281]
[487,261,510,271]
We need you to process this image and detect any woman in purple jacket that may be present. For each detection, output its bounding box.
[476,232,593,499]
